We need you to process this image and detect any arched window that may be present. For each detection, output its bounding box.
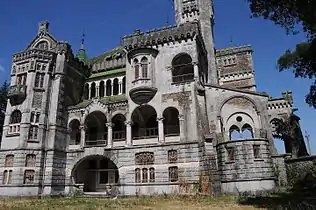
[99,81,105,98]
[35,41,49,50]
[241,124,254,139]
[229,125,240,140]
[90,83,96,98]
[122,77,126,94]
[84,111,107,146]
[131,105,158,139]
[70,120,81,145]
[134,59,140,80]
[142,168,148,183]
[172,53,194,83]
[163,107,180,136]
[141,57,148,78]
[112,114,126,141]
[135,168,141,183]
[84,84,89,100]
[10,110,22,124]
[106,80,112,96]
[149,168,155,182]
[113,78,119,95]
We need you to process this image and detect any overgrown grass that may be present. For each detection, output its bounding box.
[0,196,259,210]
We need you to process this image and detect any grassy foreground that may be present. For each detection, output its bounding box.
[0,196,259,210]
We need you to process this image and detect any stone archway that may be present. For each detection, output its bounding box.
[72,156,119,193]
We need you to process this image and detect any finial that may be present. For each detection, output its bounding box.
[38,20,49,35]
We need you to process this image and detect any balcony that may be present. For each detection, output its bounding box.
[85,132,107,147]
[7,124,20,136]
[129,86,157,105]
[8,85,27,105]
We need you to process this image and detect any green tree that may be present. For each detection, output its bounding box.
[247,0,316,108]
[0,80,9,138]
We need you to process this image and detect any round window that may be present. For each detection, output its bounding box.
[236,116,243,122]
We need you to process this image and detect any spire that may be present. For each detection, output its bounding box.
[76,33,88,63]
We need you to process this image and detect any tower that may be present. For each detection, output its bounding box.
[173,0,217,84]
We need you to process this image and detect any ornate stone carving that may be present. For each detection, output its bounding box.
[23,170,35,184]
[25,154,36,167]
[168,150,178,163]
[5,155,14,167]
[135,152,154,165]
[125,121,133,126]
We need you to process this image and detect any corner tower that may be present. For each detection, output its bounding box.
[174,0,217,84]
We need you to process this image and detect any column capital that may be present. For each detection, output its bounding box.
[106,122,114,128]
[80,125,87,131]
[157,117,164,122]
[125,121,133,126]
[178,114,185,121]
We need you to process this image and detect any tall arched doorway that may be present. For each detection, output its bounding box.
[72,156,119,193]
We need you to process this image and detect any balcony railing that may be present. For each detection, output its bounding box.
[8,124,20,135]
[113,131,126,141]
[164,125,180,137]
[172,73,194,84]
[85,132,107,146]
[133,127,158,140]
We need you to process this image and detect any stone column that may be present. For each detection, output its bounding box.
[119,82,122,95]
[80,125,86,147]
[111,80,114,96]
[88,87,91,99]
[193,62,199,80]
[125,121,133,147]
[157,117,165,143]
[96,85,99,98]
[106,123,113,148]
[179,114,185,142]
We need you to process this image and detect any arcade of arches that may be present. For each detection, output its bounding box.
[68,106,181,147]
[72,156,119,192]
[84,77,126,100]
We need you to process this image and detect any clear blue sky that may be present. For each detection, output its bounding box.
[0,0,315,154]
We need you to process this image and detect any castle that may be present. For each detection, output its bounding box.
[0,0,301,196]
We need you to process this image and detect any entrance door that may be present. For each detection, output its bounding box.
[73,156,119,193]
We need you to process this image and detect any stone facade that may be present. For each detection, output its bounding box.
[0,0,304,197]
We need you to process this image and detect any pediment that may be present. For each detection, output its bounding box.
[25,33,58,51]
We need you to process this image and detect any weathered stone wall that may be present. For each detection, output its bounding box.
[216,139,275,194]
[0,149,43,196]
[66,142,204,196]
[271,154,291,188]
[285,156,316,188]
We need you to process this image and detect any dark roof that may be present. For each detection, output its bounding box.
[88,46,125,66]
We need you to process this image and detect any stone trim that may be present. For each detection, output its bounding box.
[221,177,276,183]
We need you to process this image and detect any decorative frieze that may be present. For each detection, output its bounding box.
[135,152,154,165]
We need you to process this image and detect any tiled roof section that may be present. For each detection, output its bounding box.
[100,95,127,104]
[216,45,253,57]
[87,46,126,72]
[123,22,199,50]
[68,95,127,110]
[88,46,124,64]
[88,68,126,80]
[68,100,92,110]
